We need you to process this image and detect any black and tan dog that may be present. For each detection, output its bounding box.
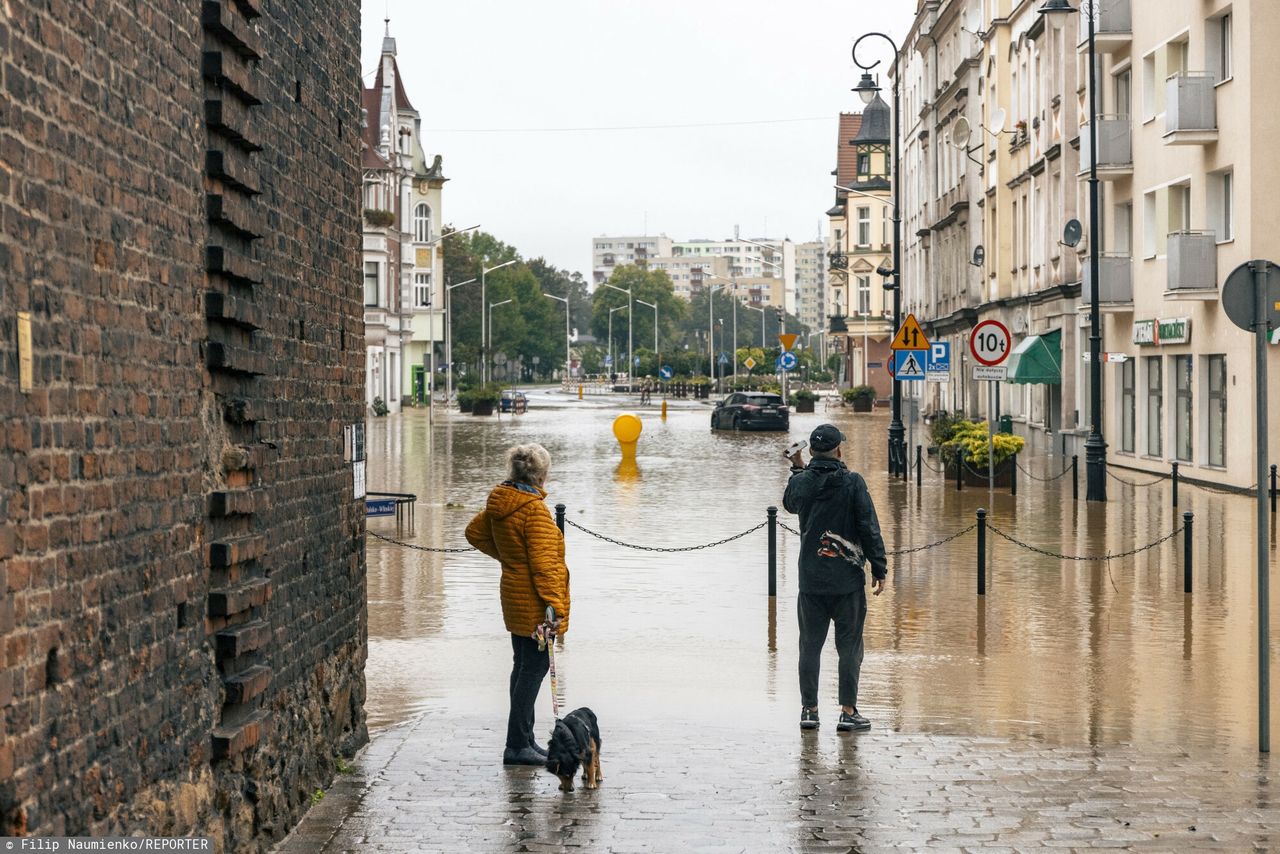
[545,707,602,792]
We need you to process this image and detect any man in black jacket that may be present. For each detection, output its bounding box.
[782,423,888,732]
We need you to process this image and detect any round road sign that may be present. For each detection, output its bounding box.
[969,320,1012,366]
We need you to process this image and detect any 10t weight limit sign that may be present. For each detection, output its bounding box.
[969,319,1011,366]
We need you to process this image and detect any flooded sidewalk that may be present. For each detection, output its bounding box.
[279,403,1279,852]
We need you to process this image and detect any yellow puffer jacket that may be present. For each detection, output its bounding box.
[465,483,570,638]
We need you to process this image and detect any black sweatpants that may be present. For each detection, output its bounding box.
[797,589,867,709]
[507,634,550,750]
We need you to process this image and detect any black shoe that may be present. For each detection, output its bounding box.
[503,746,545,766]
[799,707,820,730]
[837,710,870,732]
[529,741,548,758]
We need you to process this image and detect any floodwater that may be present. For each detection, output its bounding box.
[363,389,1280,757]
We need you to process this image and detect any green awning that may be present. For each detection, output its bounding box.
[1005,329,1062,385]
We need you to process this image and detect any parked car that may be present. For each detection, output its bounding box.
[500,389,528,413]
[711,392,789,432]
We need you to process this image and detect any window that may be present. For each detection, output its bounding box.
[1210,170,1233,241]
[364,261,380,307]
[881,208,890,246]
[856,207,871,247]
[1170,183,1191,233]
[1206,13,1232,84]
[1120,358,1135,453]
[857,153,870,175]
[856,275,871,315]
[413,273,431,309]
[1114,202,1133,255]
[1144,184,1190,257]
[1207,354,1226,466]
[1146,356,1163,455]
[1114,68,1132,117]
[413,203,432,243]
[1174,354,1193,461]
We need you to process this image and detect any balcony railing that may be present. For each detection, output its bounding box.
[1081,253,1133,306]
[1078,0,1131,52]
[1167,231,1217,293]
[1165,73,1218,145]
[1079,116,1132,176]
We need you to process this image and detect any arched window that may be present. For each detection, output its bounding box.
[413,203,432,243]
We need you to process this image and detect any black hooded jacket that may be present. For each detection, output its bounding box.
[782,457,888,594]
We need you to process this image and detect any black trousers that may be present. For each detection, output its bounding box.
[507,634,550,750]
[797,589,867,709]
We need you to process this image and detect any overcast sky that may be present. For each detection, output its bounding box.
[360,1,915,275]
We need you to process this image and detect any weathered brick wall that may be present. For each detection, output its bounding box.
[0,2,367,850]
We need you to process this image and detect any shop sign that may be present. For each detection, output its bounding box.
[1132,317,1191,346]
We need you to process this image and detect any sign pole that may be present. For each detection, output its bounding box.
[1253,260,1271,753]
[988,380,995,497]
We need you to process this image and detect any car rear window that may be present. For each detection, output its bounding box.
[746,395,783,405]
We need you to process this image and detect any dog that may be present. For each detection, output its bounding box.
[545,707,602,792]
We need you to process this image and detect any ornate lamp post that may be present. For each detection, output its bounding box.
[852,33,905,477]
[1040,0,1107,501]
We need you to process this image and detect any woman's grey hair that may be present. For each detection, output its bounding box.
[506,443,552,486]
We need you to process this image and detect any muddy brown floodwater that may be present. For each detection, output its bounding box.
[363,391,1279,758]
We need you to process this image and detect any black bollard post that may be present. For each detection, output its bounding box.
[555,503,566,534]
[1271,464,1277,514]
[1172,461,1179,509]
[977,508,987,597]
[1072,455,1079,501]
[1011,453,1018,497]
[956,449,964,492]
[1183,510,1194,594]
[767,506,778,597]
[916,445,923,490]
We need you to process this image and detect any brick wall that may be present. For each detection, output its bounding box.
[0,1,367,849]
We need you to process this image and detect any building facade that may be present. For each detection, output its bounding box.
[591,235,674,287]
[405,154,448,405]
[795,240,828,335]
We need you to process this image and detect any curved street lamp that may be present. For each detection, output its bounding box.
[851,31,906,479]
[542,292,571,383]
[488,298,513,383]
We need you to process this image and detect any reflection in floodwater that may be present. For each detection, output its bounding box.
[364,398,1279,756]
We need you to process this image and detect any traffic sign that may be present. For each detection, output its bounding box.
[743,356,757,370]
[969,319,1011,366]
[972,365,1007,381]
[926,342,951,382]
[893,349,926,380]
[603,354,613,366]
[634,355,641,367]
[891,314,930,351]
[778,333,798,351]
[718,352,730,366]
[779,351,798,371]
[659,365,673,379]
[1222,261,1280,333]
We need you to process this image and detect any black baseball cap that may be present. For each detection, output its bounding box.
[809,424,846,452]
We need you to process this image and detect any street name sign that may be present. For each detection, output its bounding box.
[893,349,927,381]
[926,342,951,382]
[366,498,397,517]
[891,314,929,351]
[778,333,798,351]
[972,365,1007,381]
[969,319,1011,366]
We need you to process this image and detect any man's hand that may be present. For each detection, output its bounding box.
[871,577,886,596]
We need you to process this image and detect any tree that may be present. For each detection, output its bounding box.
[590,265,687,372]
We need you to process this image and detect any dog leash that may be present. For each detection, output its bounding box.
[535,606,560,719]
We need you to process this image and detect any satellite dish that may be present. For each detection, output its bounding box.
[952,117,972,148]
[971,245,986,267]
[1063,219,1083,248]
[989,107,1007,135]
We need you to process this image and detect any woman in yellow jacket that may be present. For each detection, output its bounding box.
[465,443,570,766]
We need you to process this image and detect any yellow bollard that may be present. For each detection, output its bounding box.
[578,385,583,400]
[660,398,668,421]
[612,413,642,461]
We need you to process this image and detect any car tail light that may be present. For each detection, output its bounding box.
[743,404,760,412]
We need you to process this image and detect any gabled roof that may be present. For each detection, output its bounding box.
[834,113,863,190]
[361,53,416,154]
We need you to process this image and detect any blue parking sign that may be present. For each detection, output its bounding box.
[926,342,951,382]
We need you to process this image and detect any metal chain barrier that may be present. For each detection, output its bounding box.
[1183,479,1259,497]
[962,457,1012,480]
[565,518,767,552]
[1106,468,1169,487]
[366,529,474,553]
[1015,460,1072,482]
[920,453,947,474]
[986,522,1183,562]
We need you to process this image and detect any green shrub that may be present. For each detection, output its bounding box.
[940,420,1025,466]
[793,389,818,402]
[843,385,875,403]
[363,209,395,228]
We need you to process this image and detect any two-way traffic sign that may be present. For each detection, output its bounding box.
[891,314,929,351]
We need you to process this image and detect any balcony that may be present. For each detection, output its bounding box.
[1166,231,1218,297]
[1164,73,1218,145]
[1078,117,1132,178]
[1077,0,1131,53]
[1081,254,1133,310]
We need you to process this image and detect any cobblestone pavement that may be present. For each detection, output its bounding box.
[278,710,1277,853]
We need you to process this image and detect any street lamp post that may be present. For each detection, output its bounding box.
[708,284,727,390]
[637,298,658,372]
[543,292,571,383]
[1040,0,1107,501]
[852,32,905,478]
[480,259,517,384]
[609,304,627,379]
[445,276,477,406]
[420,224,479,418]
[488,298,513,383]
[705,275,739,383]
[602,283,633,387]
[744,302,766,348]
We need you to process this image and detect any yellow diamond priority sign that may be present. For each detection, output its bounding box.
[743,356,757,370]
[891,314,930,351]
[778,333,798,352]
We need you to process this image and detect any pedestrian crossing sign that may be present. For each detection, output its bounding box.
[893,349,927,381]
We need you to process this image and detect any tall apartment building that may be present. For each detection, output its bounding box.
[591,235,674,287]
[647,255,732,300]
[674,238,798,313]
[795,240,827,334]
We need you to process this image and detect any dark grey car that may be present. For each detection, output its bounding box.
[711,392,790,431]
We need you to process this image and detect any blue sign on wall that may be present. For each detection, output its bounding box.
[926,342,951,382]
[366,498,397,517]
